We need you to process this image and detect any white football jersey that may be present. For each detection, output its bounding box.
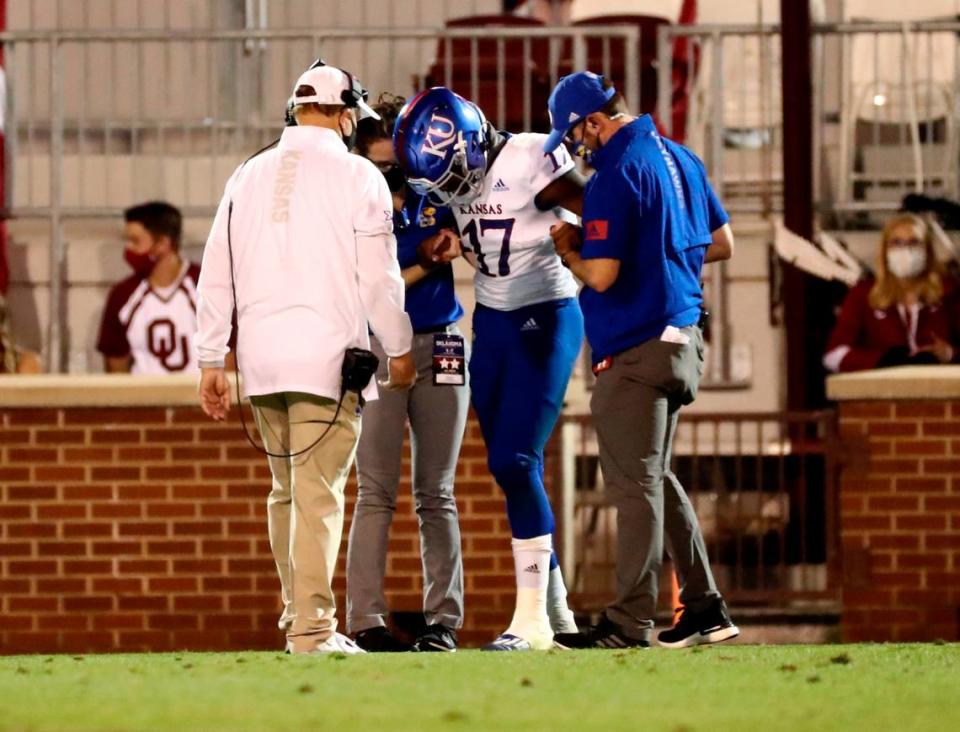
[453,133,579,311]
[97,260,200,374]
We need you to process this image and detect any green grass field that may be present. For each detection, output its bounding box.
[1,644,957,731]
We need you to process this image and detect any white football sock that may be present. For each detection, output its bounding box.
[546,566,578,634]
[505,534,553,649]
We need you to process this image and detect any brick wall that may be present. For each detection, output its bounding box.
[837,400,960,642]
[0,405,522,653]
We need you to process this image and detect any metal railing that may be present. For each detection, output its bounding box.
[9,19,959,374]
[556,411,840,612]
[656,23,783,216]
[830,21,960,219]
[649,21,960,389]
[9,0,502,35]
[0,25,640,372]
[655,23,783,388]
[656,20,960,222]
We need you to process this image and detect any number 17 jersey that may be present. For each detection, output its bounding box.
[453,133,579,311]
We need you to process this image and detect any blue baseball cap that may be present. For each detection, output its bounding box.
[543,71,616,153]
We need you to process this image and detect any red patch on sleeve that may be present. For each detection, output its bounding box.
[585,220,609,241]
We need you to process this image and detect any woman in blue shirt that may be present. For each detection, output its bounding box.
[345,95,468,653]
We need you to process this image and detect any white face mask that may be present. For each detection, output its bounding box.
[886,246,927,279]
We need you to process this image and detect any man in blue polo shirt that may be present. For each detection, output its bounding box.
[544,71,738,650]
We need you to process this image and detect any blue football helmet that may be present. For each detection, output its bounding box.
[393,87,489,207]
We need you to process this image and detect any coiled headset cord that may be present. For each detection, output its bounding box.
[225,196,346,460]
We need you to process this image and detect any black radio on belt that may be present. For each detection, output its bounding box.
[697,309,711,332]
[341,348,380,394]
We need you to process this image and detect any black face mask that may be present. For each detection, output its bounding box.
[382,163,406,193]
[341,116,357,151]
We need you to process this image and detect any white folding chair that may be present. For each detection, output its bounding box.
[839,0,960,213]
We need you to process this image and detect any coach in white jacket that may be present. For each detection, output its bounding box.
[195,65,415,655]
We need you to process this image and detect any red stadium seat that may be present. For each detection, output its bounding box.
[435,14,550,72]
[444,13,545,27]
[424,14,552,132]
[424,62,552,133]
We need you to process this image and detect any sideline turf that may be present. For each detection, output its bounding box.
[1,644,957,731]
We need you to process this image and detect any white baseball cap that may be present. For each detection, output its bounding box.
[292,65,380,120]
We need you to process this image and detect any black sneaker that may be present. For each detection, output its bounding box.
[657,598,739,649]
[353,626,411,653]
[553,613,650,650]
[412,624,458,652]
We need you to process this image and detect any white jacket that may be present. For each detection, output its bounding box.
[195,125,412,401]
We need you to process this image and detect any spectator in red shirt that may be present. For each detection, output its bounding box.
[824,213,960,373]
[97,202,199,373]
[97,201,234,374]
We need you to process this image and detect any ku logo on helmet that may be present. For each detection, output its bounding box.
[420,112,464,160]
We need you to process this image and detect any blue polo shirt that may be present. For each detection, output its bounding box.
[395,192,464,332]
[579,115,729,362]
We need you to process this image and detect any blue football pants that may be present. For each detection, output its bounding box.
[469,297,584,554]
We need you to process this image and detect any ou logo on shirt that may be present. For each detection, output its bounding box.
[147,318,190,371]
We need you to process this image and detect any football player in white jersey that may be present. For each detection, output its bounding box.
[394,88,586,650]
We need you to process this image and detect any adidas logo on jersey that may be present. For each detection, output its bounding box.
[520,318,540,332]
[523,563,541,574]
[492,178,510,192]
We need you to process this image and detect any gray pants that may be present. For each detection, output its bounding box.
[346,329,468,634]
[591,325,720,642]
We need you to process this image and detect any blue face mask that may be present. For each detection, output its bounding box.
[571,139,592,163]
[564,121,589,161]
[568,113,624,163]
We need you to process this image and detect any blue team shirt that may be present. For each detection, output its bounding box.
[579,115,729,362]
[395,192,464,332]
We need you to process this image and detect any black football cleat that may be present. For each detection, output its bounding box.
[412,624,458,652]
[553,613,650,650]
[353,626,412,653]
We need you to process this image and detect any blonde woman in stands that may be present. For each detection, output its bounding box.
[823,213,960,373]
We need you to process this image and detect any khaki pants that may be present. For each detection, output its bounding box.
[251,391,361,652]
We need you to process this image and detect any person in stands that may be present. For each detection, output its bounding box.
[98,202,214,374]
[824,213,960,373]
